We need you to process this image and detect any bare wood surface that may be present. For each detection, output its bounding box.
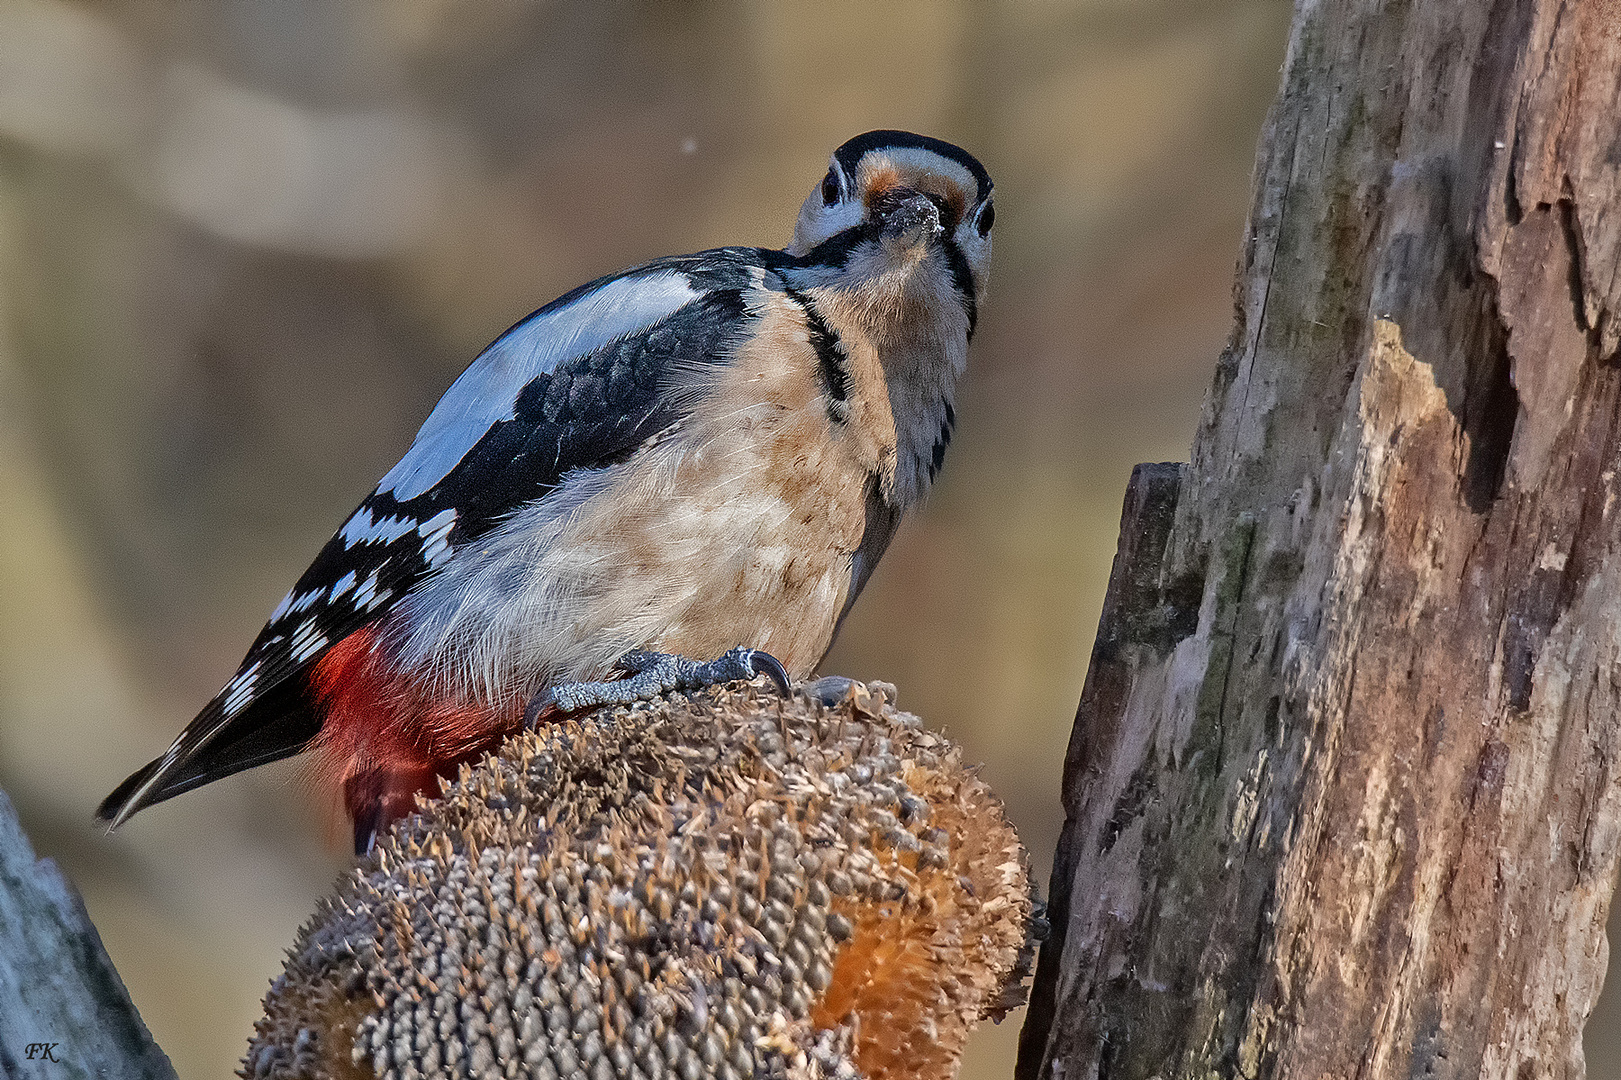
[0,790,175,1080]
[1018,2,1621,1078]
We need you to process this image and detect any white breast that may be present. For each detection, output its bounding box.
[384,369,870,706]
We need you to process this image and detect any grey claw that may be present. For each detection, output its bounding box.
[734,648,791,695]
[523,689,556,727]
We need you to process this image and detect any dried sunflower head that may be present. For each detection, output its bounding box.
[245,680,1035,1080]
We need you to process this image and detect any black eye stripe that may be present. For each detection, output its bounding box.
[976,201,995,236]
[940,236,978,338]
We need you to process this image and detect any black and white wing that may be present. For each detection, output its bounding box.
[100,252,765,825]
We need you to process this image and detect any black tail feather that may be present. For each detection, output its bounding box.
[97,760,162,823]
[97,678,322,827]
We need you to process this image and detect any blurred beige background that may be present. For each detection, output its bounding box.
[2,2,1616,1078]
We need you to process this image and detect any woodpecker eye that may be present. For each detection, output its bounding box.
[976,201,995,236]
[821,169,841,206]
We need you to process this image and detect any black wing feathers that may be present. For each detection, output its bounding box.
[96,679,321,819]
[447,285,750,543]
[99,251,764,826]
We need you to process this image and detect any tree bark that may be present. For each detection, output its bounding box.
[1017,2,1621,1079]
[0,790,175,1080]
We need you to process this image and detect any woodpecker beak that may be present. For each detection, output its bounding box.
[876,189,944,250]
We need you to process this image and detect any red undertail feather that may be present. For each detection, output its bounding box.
[309,625,524,852]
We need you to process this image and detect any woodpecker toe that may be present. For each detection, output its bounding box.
[523,690,558,728]
[613,650,665,675]
[536,647,792,715]
[733,648,791,696]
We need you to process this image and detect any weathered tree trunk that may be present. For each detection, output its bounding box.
[1017,2,1621,1079]
[0,790,175,1080]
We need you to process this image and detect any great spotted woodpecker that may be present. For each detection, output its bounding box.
[99,130,994,854]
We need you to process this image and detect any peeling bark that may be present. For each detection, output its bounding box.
[1018,2,1621,1078]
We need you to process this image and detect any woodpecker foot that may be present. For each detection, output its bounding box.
[527,646,791,722]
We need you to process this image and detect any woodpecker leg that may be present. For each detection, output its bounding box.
[527,646,791,722]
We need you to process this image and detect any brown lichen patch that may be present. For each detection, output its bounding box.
[244,680,1034,1080]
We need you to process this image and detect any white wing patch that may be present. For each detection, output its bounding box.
[377,269,701,501]
[289,619,328,663]
[328,571,358,601]
[268,586,321,622]
[418,507,457,567]
[354,572,386,610]
[220,659,263,717]
[340,506,430,547]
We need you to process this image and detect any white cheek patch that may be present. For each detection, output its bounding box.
[790,196,865,255]
[378,269,701,501]
[952,221,992,294]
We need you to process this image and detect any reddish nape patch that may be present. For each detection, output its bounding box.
[309,626,524,852]
[861,164,905,207]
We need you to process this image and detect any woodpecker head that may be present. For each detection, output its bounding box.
[786,130,993,334]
